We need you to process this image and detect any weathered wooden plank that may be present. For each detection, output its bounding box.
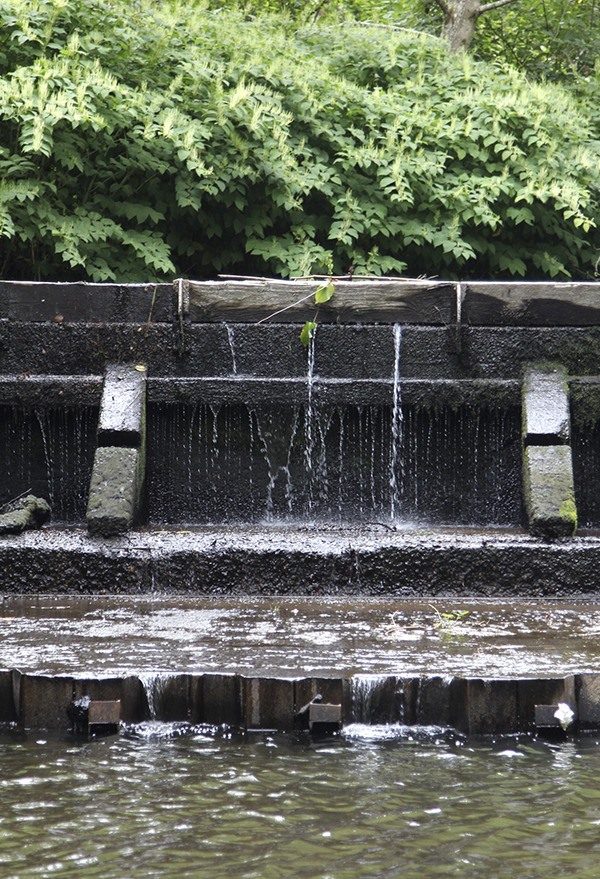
[0,281,172,323]
[463,282,600,326]
[185,279,455,324]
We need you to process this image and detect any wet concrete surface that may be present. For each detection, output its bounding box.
[2,594,600,679]
[2,524,600,596]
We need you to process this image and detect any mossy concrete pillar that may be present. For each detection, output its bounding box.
[522,365,577,539]
[87,364,146,537]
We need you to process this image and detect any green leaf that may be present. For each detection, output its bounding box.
[314,280,334,304]
[300,320,317,347]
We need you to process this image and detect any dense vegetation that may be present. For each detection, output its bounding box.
[0,0,597,281]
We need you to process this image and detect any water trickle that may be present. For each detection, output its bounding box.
[389,324,403,520]
[351,674,405,725]
[225,323,238,375]
[305,326,317,511]
[139,672,180,720]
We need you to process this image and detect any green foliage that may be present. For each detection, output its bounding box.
[0,0,597,281]
[472,0,600,82]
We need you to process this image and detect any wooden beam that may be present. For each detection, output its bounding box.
[185,280,455,325]
[463,282,600,327]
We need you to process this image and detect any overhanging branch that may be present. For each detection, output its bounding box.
[479,0,519,13]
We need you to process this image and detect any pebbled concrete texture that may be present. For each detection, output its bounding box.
[1,527,600,597]
[86,447,143,537]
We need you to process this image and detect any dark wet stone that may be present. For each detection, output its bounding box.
[0,495,50,535]
[20,674,74,729]
[576,674,600,729]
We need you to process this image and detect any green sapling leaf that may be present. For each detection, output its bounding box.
[314,281,335,305]
[300,320,317,347]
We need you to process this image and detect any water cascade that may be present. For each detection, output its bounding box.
[1,277,600,736]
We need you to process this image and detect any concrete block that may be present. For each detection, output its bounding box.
[98,364,146,448]
[74,677,149,723]
[467,679,518,735]
[88,700,121,726]
[86,446,144,536]
[576,673,600,728]
[308,702,342,733]
[522,366,570,444]
[243,677,294,731]
[295,678,344,716]
[20,674,74,729]
[0,670,17,722]
[416,676,468,730]
[199,674,240,727]
[523,445,577,538]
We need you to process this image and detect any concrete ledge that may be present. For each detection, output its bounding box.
[3,527,600,595]
[523,445,577,539]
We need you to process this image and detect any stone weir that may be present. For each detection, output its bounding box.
[3,278,600,737]
[1,277,600,599]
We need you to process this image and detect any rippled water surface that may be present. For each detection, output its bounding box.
[2,596,600,677]
[1,727,600,879]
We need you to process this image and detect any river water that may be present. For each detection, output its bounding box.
[1,725,599,879]
[3,596,600,678]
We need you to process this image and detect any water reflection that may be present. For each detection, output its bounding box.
[1,729,600,878]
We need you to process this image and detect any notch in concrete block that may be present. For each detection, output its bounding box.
[86,446,144,536]
[534,703,576,736]
[522,366,570,445]
[523,445,577,538]
[0,670,17,722]
[517,677,575,730]
[98,364,146,448]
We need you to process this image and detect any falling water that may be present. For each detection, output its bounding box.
[225,324,238,376]
[351,674,405,725]
[139,672,183,720]
[389,324,403,520]
[304,326,317,512]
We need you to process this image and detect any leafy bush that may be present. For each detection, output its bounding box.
[0,0,597,281]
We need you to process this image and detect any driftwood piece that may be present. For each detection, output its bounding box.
[184,279,455,324]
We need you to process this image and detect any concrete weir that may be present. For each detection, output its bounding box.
[2,278,600,734]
